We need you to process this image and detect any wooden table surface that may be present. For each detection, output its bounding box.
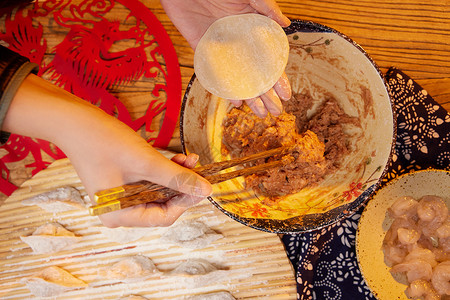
[0,3,447,297]
[149,0,450,112]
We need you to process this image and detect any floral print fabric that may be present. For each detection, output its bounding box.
[281,67,450,299]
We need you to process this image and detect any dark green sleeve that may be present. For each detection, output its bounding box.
[0,45,39,145]
[0,1,33,9]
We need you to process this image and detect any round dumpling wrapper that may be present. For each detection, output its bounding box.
[194,14,289,100]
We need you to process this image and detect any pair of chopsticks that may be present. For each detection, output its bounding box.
[89,146,295,216]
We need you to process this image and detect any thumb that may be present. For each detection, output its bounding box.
[166,167,212,197]
[250,0,291,27]
[144,151,212,198]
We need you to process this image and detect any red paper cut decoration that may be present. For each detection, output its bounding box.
[0,0,182,196]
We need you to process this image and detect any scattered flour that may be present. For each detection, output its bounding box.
[97,226,151,244]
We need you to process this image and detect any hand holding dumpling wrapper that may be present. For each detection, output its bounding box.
[193,14,291,117]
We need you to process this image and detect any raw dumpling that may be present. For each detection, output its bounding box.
[161,220,223,249]
[170,259,218,275]
[21,186,86,212]
[20,266,87,297]
[187,291,235,300]
[101,255,158,282]
[20,222,81,254]
[98,226,150,244]
[169,259,228,287]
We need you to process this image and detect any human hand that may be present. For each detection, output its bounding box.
[227,72,291,117]
[160,0,290,49]
[3,74,212,227]
[160,0,292,117]
[97,153,208,228]
[63,111,212,228]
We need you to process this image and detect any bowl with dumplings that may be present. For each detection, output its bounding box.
[356,169,450,299]
[180,18,396,233]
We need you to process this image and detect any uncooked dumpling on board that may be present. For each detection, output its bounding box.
[98,226,150,244]
[21,186,86,213]
[101,255,158,282]
[160,220,223,249]
[168,258,229,288]
[170,258,219,275]
[20,222,81,254]
[187,291,236,300]
[20,266,87,297]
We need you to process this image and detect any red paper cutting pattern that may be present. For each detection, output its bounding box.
[0,0,182,196]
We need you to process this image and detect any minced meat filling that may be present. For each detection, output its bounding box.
[222,92,359,198]
[285,93,360,172]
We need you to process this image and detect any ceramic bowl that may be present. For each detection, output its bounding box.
[356,169,450,299]
[180,20,396,233]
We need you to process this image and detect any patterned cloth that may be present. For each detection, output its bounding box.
[281,67,450,300]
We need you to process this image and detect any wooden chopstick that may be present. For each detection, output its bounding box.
[93,146,292,204]
[89,146,294,216]
[194,145,293,178]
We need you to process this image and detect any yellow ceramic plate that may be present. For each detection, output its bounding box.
[356,169,450,299]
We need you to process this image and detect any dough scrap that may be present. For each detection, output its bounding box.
[20,222,81,254]
[194,13,289,100]
[160,220,223,249]
[187,291,236,300]
[20,266,87,297]
[101,255,158,282]
[21,186,86,213]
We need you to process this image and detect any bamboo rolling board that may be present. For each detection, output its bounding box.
[0,158,297,299]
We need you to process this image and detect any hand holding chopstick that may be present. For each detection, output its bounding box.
[89,146,295,216]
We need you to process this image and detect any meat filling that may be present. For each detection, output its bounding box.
[222,92,359,198]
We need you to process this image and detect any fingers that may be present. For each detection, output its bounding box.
[151,194,205,226]
[228,99,243,107]
[170,153,187,166]
[245,97,268,118]
[243,74,290,117]
[273,72,292,101]
[166,153,208,196]
[260,88,283,116]
[143,150,212,198]
[98,152,208,228]
[171,153,199,169]
[98,194,205,227]
[250,0,291,27]
[183,153,200,168]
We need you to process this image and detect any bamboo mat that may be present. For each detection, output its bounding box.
[0,158,297,299]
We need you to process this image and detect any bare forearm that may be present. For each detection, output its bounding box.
[2,73,154,191]
[3,74,111,148]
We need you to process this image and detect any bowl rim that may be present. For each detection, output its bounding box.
[180,19,398,234]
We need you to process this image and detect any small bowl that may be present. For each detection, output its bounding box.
[180,20,396,233]
[356,169,450,299]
